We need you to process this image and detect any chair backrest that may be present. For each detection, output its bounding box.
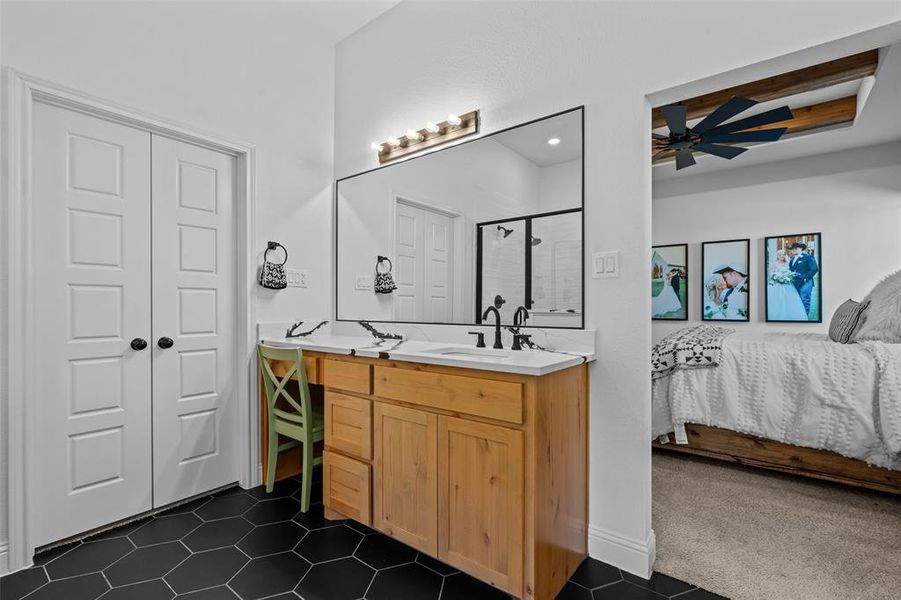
[257,344,312,430]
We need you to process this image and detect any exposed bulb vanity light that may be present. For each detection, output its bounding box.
[371,110,480,164]
[547,137,561,146]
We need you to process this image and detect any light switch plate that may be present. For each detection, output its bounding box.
[355,274,373,291]
[592,251,620,278]
[285,268,309,288]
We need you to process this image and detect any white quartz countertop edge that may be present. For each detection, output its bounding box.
[259,335,594,376]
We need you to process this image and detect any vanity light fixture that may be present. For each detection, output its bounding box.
[372,110,480,164]
[547,137,561,146]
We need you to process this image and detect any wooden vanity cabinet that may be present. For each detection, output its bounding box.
[313,355,587,600]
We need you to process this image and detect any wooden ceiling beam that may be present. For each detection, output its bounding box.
[651,49,877,129]
[652,95,858,162]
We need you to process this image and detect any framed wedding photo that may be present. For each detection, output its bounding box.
[651,244,688,320]
[765,233,822,323]
[701,239,750,322]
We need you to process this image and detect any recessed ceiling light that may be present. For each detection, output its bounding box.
[547,137,561,146]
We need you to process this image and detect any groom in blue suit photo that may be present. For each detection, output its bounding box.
[789,241,818,317]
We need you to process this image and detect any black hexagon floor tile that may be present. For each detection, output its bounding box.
[570,558,622,589]
[196,492,258,521]
[295,525,362,563]
[237,521,306,557]
[156,496,212,517]
[415,552,458,576]
[45,537,134,580]
[622,571,695,597]
[165,547,249,594]
[128,513,203,547]
[229,551,311,600]
[366,562,442,600]
[32,541,81,566]
[24,572,109,600]
[295,556,375,600]
[243,497,301,525]
[99,578,175,600]
[591,580,668,600]
[0,566,48,600]
[103,541,190,587]
[174,585,241,599]
[556,581,594,600]
[354,532,416,570]
[439,572,510,600]
[84,518,151,543]
[246,478,299,500]
[182,517,254,552]
[292,503,342,530]
[344,520,376,536]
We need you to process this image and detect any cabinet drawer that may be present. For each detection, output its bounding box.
[323,450,371,525]
[325,392,372,460]
[267,355,320,385]
[324,359,372,394]
[373,366,523,425]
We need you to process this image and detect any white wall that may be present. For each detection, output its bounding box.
[653,142,901,342]
[0,0,389,569]
[334,1,901,576]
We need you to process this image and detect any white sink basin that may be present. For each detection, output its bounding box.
[426,347,513,360]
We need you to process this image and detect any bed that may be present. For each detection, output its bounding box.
[652,328,901,494]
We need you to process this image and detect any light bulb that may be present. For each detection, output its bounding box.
[370,142,383,152]
[447,114,462,127]
[547,137,561,146]
[406,129,423,142]
[387,136,401,148]
[425,122,440,134]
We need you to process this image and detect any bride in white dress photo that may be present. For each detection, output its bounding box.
[767,249,807,320]
[652,270,683,316]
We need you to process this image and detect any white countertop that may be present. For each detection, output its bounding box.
[259,335,593,376]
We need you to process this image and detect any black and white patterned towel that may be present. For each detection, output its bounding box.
[651,325,735,380]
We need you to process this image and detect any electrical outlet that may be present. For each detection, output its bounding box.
[285,268,309,288]
[355,274,373,291]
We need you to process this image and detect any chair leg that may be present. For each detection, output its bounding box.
[300,440,314,513]
[266,428,278,493]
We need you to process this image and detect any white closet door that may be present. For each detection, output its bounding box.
[32,102,153,547]
[151,135,237,506]
[423,212,453,322]
[394,201,454,322]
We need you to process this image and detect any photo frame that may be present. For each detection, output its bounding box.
[765,233,822,323]
[701,238,750,322]
[651,244,688,321]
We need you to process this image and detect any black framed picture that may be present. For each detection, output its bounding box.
[651,244,688,320]
[701,238,750,322]
[765,233,822,323]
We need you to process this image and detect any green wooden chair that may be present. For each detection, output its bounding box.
[257,344,324,512]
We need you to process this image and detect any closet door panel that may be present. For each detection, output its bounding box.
[32,102,153,547]
[151,136,237,506]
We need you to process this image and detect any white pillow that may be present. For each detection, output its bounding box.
[855,270,901,343]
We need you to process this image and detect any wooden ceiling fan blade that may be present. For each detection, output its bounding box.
[703,128,788,144]
[661,105,687,136]
[692,96,758,135]
[674,148,696,170]
[707,105,793,135]
[693,143,747,160]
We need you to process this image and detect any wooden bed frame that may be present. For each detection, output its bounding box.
[653,424,901,495]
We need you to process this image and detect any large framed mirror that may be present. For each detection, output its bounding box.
[335,106,583,328]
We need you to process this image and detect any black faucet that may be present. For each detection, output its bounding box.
[513,306,529,327]
[481,306,504,349]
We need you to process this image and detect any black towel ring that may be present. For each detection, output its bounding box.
[376,255,393,273]
[265,241,288,265]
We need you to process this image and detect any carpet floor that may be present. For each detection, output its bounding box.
[652,451,901,600]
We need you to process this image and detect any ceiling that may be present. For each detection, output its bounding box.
[653,43,901,181]
[493,110,583,167]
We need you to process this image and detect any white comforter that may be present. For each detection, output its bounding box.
[652,331,901,470]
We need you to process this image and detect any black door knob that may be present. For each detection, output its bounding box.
[130,338,148,351]
[158,337,174,349]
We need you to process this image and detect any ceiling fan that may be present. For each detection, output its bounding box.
[653,96,794,170]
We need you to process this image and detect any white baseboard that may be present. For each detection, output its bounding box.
[588,525,656,579]
[0,541,9,576]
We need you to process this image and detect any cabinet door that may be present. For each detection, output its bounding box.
[373,402,438,554]
[438,416,524,596]
[324,450,371,525]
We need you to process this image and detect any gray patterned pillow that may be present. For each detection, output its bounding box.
[828,299,869,343]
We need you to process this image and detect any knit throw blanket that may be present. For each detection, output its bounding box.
[858,340,901,459]
[651,325,735,380]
